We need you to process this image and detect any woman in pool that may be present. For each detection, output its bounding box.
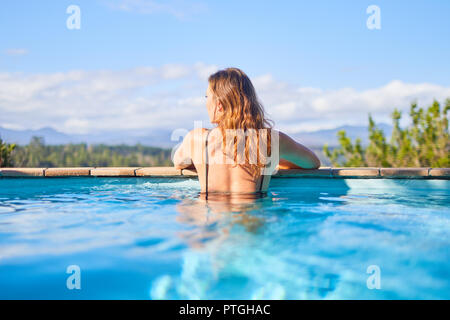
[173,67,320,197]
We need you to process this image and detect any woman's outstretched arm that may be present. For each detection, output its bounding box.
[278,131,321,169]
[172,130,195,170]
[172,128,205,170]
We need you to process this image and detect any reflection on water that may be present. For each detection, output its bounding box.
[0,177,449,299]
[151,178,450,299]
[175,193,269,249]
[150,189,341,299]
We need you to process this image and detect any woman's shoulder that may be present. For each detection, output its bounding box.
[183,128,212,145]
[186,127,282,142]
[188,127,209,134]
[186,127,210,137]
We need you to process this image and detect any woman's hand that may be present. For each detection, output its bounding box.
[183,163,196,171]
[276,158,305,170]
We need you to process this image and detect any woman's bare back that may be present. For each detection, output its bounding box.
[173,127,320,194]
[195,128,274,194]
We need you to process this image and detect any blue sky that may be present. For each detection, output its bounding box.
[1,0,449,135]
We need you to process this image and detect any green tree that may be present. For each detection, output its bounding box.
[8,136,173,167]
[0,137,16,167]
[323,99,449,167]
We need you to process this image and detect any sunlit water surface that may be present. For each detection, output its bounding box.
[0,177,449,299]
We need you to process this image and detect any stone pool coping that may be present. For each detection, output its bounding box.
[0,167,449,179]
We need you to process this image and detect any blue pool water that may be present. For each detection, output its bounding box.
[0,177,449,299]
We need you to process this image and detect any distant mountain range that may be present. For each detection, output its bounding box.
[291,123,393,147]
[0,123,393,149]
[0,126,176,148]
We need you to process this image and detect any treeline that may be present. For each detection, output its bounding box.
[324,99,449,167]
[1,99,449,168]
[0,136,173,167]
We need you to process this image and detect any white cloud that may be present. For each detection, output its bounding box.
[193,62,220,81]
[103,0,208,19]
[0,123,26,130]
[1,64,449,136]
[4,48,28,56]
[0,63,218,134]
[64,118,90,134]
[253,75,450,130]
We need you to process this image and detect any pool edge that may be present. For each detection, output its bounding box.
[0,167,449,179]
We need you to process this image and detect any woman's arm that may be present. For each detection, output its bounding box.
[278,131,321,169]
[172,130,194,170]
[277,158,304,170]
[172,128,206,170]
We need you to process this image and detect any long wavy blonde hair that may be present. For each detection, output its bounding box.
[208,67,274,178]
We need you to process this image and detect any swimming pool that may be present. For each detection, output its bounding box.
[0,176,449,299]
